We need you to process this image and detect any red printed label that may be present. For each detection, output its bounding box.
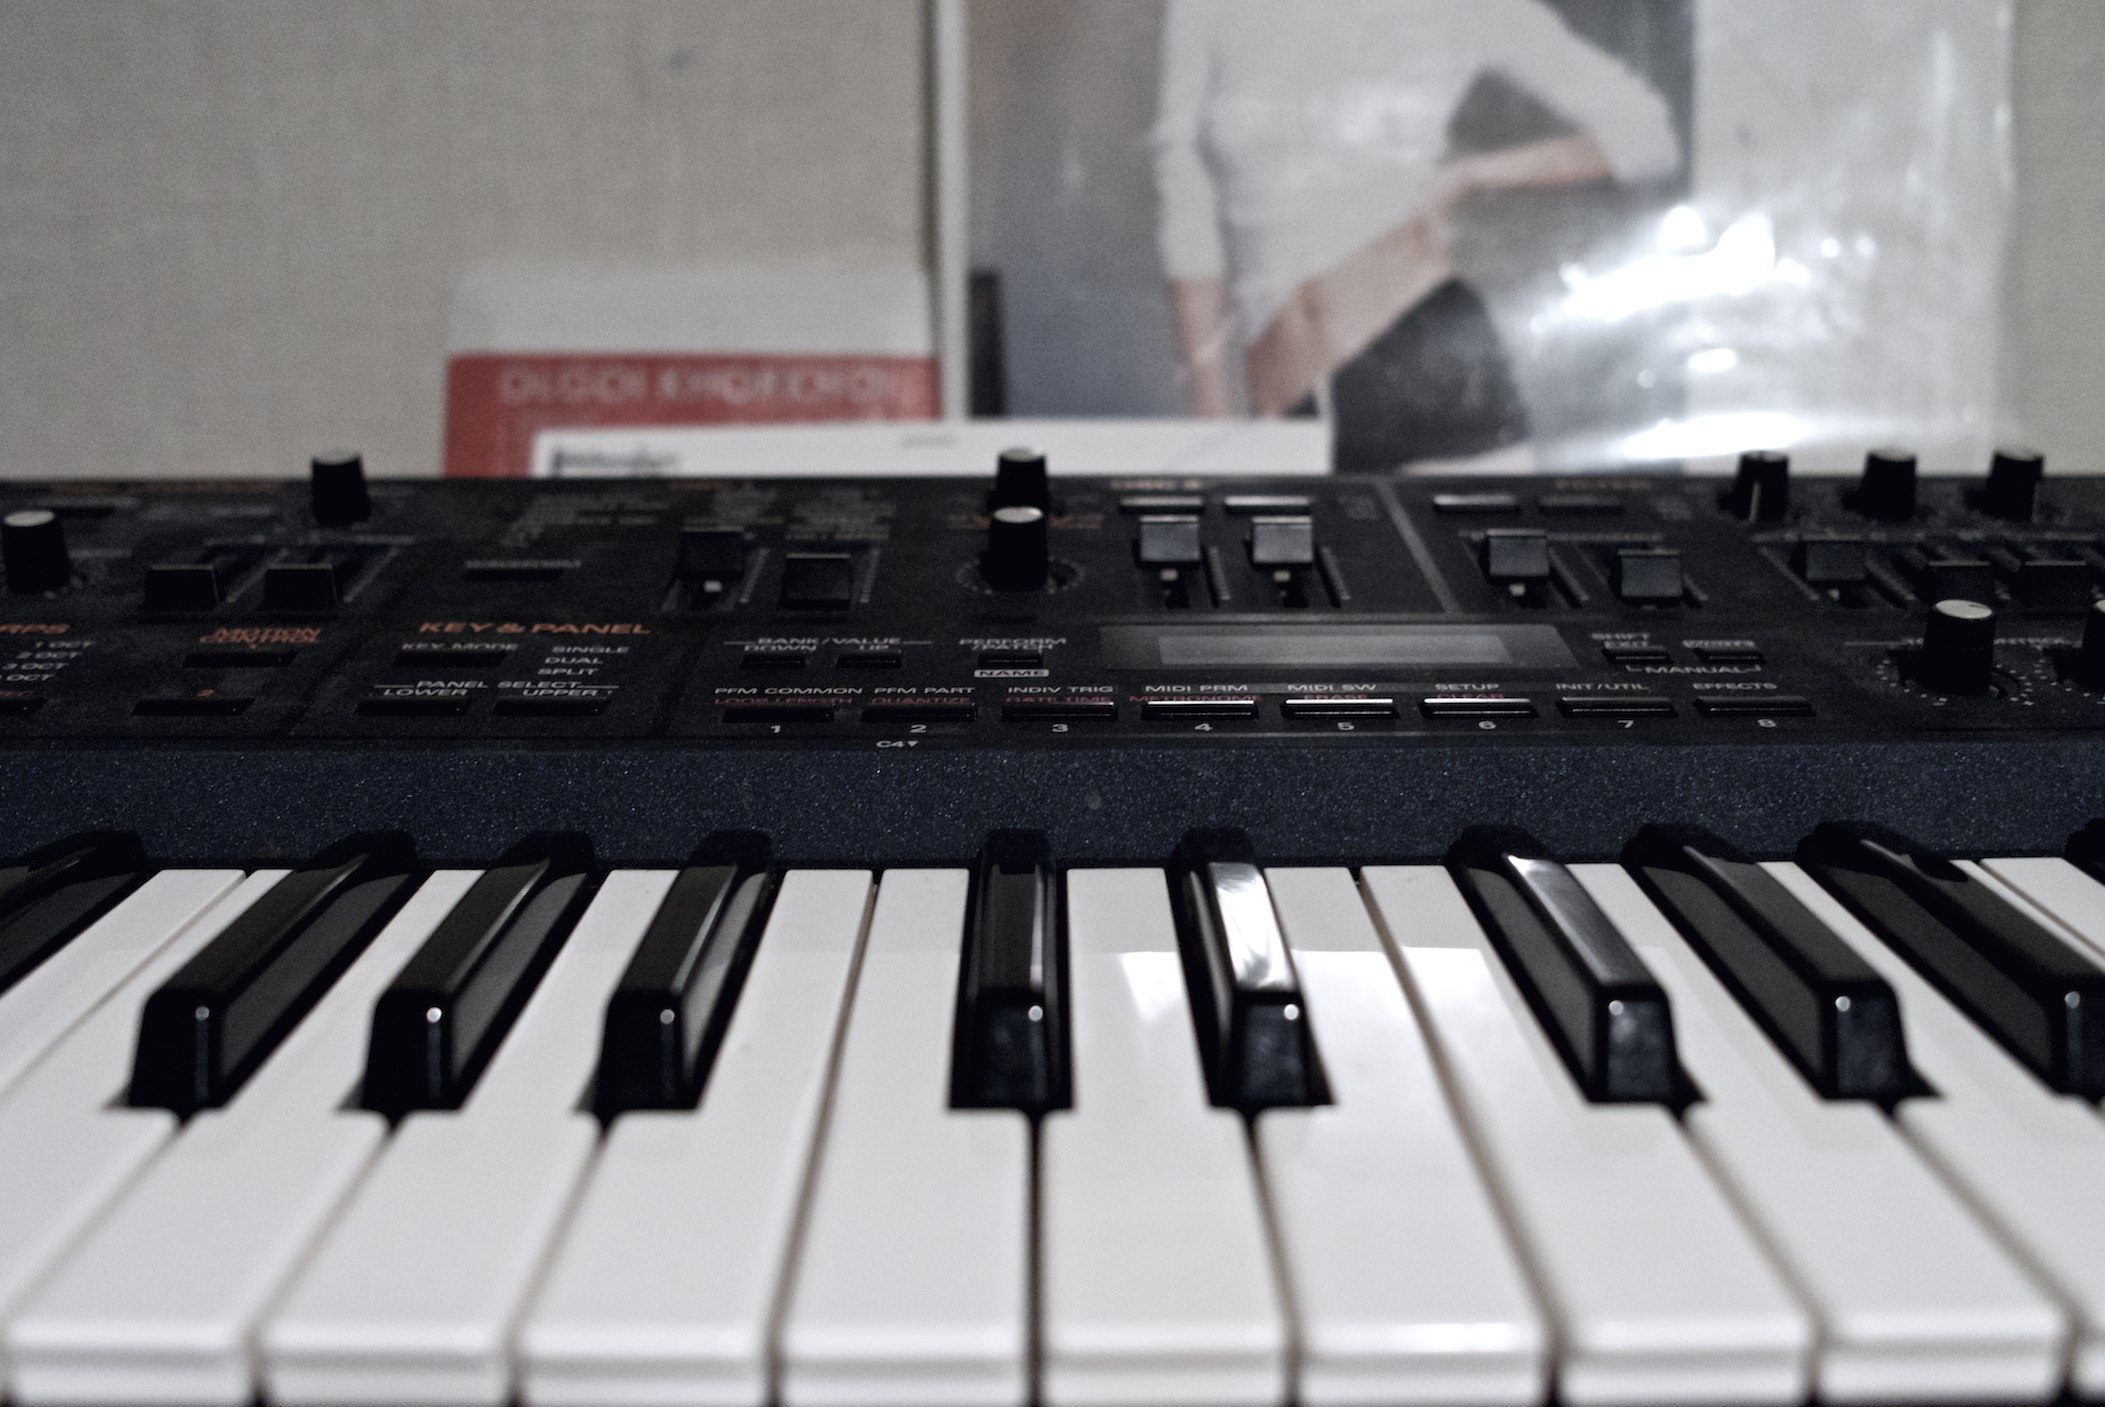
[442,353,938,478]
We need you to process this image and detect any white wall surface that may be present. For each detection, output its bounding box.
[0,0,928,479]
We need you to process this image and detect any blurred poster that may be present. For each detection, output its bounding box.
[966,0,2010,474]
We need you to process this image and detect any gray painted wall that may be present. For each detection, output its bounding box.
[0,0,927,479]
[2005,0,2105,469]
[0,1,2096,478]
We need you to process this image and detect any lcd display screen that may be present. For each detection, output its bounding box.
[1099,624,1575,670]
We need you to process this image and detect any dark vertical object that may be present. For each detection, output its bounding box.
[1171,829,1325,1110]
[1623,825,1911,1101]
[1799,822,2105,1097]
[363,834,597,1116]
[596,833,777,1116]
[952,830,1068,1112]
[1448,826,1681,1104]
[130,833,420,1115]
[0,832,147,996]
[969,268,1008,418]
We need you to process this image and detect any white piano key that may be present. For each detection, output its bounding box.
[1360,866,1809,1406]
[0,870,244,1104]
[262,870,675,1407]
[1771,860,2105,1395]
[1256,867,1546,1407]
[1576,864,2066,1403]
[6,871,480,1405]
[0,870,282,1385]
[1973,856,2105,966]
[519,870,873,1407]
[779,869,1029,1407]
[1040,868,1286,1407]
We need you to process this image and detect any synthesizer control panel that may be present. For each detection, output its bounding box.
[1,448,2102,861]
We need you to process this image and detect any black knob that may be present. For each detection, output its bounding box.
[311,451,371,526]
[1725,450,1789,522]
[991,448,1050,513]
[982,504,1050,592]
[1854,448,1917,521]
[1915,598,1997,695]
[1979,447,2044,522]
[2079,601,2105,690]
[3,509,72,594]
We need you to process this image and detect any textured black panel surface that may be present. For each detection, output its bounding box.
[4,468,2104,866]
[0,737,2093,866]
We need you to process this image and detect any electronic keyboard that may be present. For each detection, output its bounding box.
[3,448,2105,1406]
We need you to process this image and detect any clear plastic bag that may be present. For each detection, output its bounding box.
[966,0,2013,473]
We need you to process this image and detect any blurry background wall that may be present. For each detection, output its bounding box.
[2006,0,2105,471]
[0,0,2097,478]
[0,0,928,479]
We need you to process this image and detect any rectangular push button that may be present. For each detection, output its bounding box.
[1695,693,1813,717]
[835,649,902,670]
[184,650,296,670]
[860,701,975,724]
[144,563,224,612]
[1420,696,1536,719]
[356,691,472,718]
[0,691,44,717]
[1558,695,1675,718]
[134,696,255,718]
[1603,644,1671,666]
[1537,493,1624,516]
[1119,494,1204,515]
[977,650,1042,669]
[779,553,855,611]
[1693,643,1765,666]
[262,563,340,613]
[492,695,609,718]
[1431,492,1519,515]
[721,702,835,725]
[463,560,572,583]
[1222,494,1311,515]
[1001,699,1117,721]
[1142,698,1258,721]
[1281,697,1397,719]
[741,649,808,671]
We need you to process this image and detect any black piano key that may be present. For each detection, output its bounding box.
[1799,821,2105,1097]
[1448,826,1680,1103]
[1624,824,1912,1102]
[129,833,420,1115]
[2065,820,2105,886]
[951,830,1068,1113]
[363,833,597,1116]
[596,832,777,1116]
[0,831,147,996]
[1171,829,1325,1110]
